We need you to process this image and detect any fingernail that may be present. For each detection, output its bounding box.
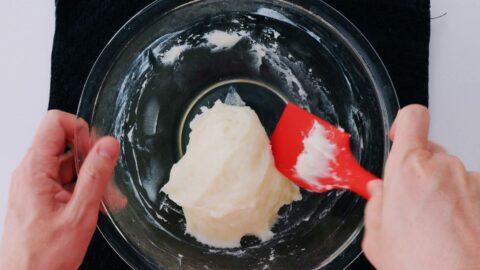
[98,140,117,160]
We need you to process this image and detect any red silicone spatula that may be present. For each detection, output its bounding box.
[271,102,378,199]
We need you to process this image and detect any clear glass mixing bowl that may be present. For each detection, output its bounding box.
[75,0,399,269]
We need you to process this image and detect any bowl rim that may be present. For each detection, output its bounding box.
[76,0,399,269]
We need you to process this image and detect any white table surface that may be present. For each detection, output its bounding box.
[0,0,478,236]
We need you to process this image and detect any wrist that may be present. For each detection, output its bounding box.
[0,237,80,270]
[0,245,29,270]
[0,242,50,270]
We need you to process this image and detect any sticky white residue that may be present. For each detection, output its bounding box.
[150,30,185,57]
[155,212,168,222]
[143,179,159,202]
[208,248,247,257]
[295,121,337,188]
[272,29,280,39]
[160,44,191,65]
[250,42,267,69]
[177,253,183,266]
[263,27,280,39]
[155,27,308,103]
[298,89,308,101]
[269,249,275,261]
[127,127,134,142]
[224,86,246,106]
[288,73,307,101]
[254,7,295,25]
[143,98,159,136]
[159,30,249,65]
[251,9,330,106]
[158,195,169,211]
[205,30,248,52]
[248,42,308,102]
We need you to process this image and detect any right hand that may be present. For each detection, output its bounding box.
[362,105,480,270]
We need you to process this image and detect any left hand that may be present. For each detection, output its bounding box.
[0,110,119,270]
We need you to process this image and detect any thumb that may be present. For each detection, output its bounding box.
[362,180,384,261]
[364,180,384,232]
[69,137,119,217]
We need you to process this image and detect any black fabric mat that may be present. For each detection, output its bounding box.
[49,0,430,269]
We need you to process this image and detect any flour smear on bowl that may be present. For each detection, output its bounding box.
[152,20,312,107]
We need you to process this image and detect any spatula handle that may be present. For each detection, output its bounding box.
[347,165,378,199]
[336,151,379,200]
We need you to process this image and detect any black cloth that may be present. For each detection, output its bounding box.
[49,0,430,269]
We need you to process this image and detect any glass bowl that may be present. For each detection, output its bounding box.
[75,0,398,269]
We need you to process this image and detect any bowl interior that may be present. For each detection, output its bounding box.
[76,0,398,269]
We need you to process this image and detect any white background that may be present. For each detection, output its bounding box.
[0,0,478,236]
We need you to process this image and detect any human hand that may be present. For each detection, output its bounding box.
[0,110,120,270]
[362,105,480,270]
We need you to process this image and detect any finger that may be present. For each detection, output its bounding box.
[33,110,89,157]
[59,152,76,183]
[389,110,400,141]
[362,180,384,267]
[74,120,95,169]
[103,180,128,213]
[428,141,447,154]
[467,172,480,184]
[364,180,384,232]
[67,137,119,217]
[390,105,430,156]
[54,189,72,204]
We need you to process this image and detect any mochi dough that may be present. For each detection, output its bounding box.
[294,121,337,188]
[162,100,301,248]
